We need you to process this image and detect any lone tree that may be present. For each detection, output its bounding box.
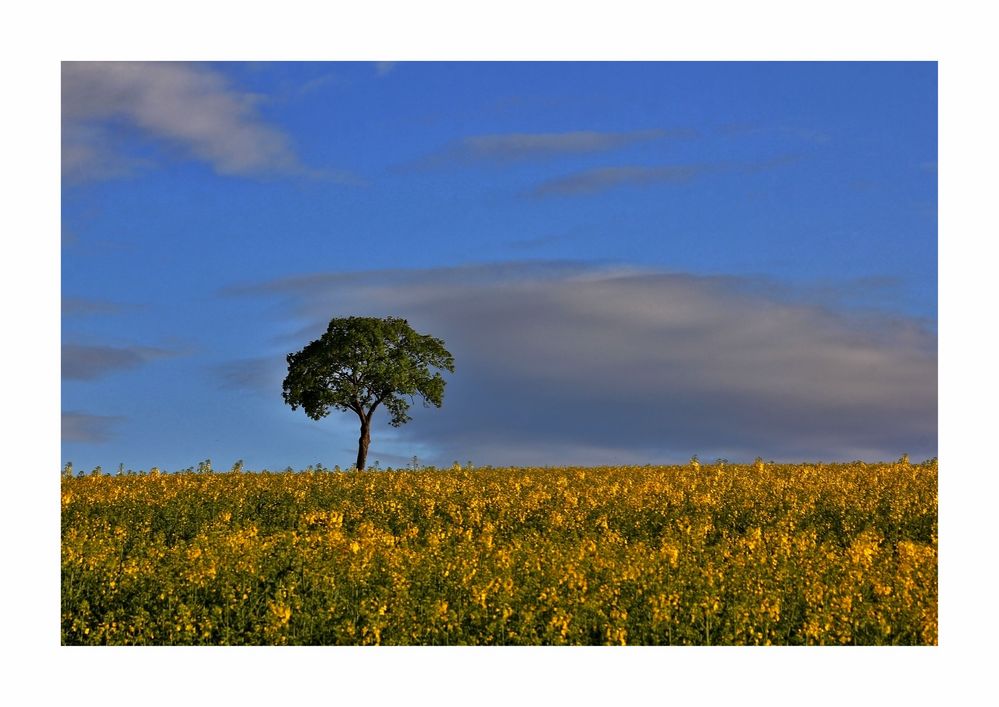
[282,316,454,470]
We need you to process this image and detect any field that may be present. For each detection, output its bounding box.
[61,460,937,645]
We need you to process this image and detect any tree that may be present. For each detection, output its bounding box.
[282,316,455,470]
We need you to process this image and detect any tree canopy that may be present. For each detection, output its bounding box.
[282,316,454,469]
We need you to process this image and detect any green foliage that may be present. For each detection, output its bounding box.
[282,316,455,427]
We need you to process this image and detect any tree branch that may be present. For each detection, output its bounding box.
[365,394,386,424]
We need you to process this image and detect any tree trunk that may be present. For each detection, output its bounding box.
[356,419,371,470]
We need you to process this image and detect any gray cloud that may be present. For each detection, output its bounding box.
[62,344,176,380]
[529,155,799,198]
[213,356,286,394]
[62,296,131,316]
[62,62,302,181]
[531,164,706,196]
[230,261,937,465]
[781,126,830,144]
[507,231,578,251]
[62,411,123,443]
[717,123,831,144]
[412,129,688,169]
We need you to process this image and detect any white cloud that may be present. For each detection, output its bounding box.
[62,62,301,181]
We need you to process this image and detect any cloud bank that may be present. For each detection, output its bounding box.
[228,262,937,465]
[62,62,301,181]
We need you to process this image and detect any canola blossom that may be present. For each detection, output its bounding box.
[61,461,937,645]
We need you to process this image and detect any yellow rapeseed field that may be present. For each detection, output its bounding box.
[61,460,937,645]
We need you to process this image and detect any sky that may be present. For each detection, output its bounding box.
[61,61,937,470]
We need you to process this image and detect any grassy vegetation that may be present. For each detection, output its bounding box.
[61,460,937,645]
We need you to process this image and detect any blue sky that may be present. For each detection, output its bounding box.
[61,61,937,470]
